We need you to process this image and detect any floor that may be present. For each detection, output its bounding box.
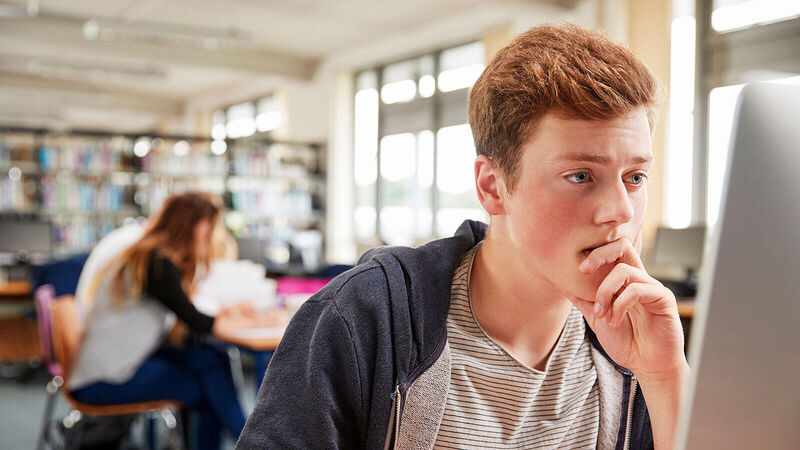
[0,357,260,450]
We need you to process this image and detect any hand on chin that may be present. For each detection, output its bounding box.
[561,238,686,377]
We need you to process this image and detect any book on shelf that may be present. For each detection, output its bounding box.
[1,131,326,264]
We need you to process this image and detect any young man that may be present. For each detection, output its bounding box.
[237,24,688,449]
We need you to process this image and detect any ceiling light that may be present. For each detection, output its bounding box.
[8,167,22,181]
[211,124,227,140]
[0,0,38,18]
[82,18,253,51]
[134,138,151,157]
[173,140,190,157]
[211,140,227,155]
[83,19,100,41]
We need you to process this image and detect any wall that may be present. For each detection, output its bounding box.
[175,0,672,264]
[625,0,671,252]
[321,0,601,263]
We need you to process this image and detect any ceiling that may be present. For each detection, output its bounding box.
[0,0,580,133]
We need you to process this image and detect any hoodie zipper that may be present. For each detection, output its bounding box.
[623,377,638,450]
[392,385,401,450]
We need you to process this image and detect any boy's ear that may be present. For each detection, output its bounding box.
[475,155,506,216]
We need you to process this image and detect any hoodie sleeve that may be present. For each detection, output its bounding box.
[236,296,364,449]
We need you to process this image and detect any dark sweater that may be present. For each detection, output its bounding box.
[236,220,653,449]
[145,250,214,334]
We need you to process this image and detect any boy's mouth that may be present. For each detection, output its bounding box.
[581,241,612,258]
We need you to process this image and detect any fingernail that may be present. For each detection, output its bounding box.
[593,302,602,315]
[580,259,591,271]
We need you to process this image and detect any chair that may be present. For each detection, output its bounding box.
[35,285,62,377]
[32,253,90,297]
[42,295,184,450]
[34,284,65,450]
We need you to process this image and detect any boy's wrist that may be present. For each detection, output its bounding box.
[634,360,691,387]
[634,361,690,450]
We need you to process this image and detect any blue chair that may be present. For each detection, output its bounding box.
[32,253,90,297]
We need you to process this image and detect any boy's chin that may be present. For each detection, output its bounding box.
[562,273,607,302]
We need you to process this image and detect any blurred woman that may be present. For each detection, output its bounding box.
[69,192,247,450]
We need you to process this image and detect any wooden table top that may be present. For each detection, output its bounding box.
[677,298,695,318]
[215,309,291,352]
[218,332,284,352]
[0,281,32,297]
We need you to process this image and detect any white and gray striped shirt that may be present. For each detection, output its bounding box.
[434,244,600,449]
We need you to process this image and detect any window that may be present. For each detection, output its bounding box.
[226,102,256,139]
[353,42,486,246]
[706,76,800,225]
[665,10,695,229]
[711,0,800,33]
[436,124,483,235]
[256,97,282,132]
[210,95,282,152]
[664,0,800,228]
[354,72,379,241]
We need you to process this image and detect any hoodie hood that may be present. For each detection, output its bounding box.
[357,220,487,384]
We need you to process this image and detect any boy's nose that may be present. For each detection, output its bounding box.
[594,181,635,226]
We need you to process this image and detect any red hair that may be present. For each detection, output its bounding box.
[468,23,659,193]
[110,192,220,303]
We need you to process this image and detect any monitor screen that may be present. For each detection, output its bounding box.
[677,83,800,449]
[0,220,53,255]
[651,226,705,271]
[235,236,267,264]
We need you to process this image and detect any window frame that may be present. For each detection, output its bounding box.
[353,41,486,246]
[690,1,800,226]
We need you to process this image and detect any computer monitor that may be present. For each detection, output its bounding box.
[0,219,52,260]
[235,236,267,264]
[651,226,706,275]
[676,83,800,448]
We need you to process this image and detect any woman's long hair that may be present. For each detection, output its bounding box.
[109,192,220,305]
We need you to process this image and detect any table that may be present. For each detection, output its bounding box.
[0,281,32,297]
[677,298,695,318]
[0,281,39,361]
[214,309,291,391]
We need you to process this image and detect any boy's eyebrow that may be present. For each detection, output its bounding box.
[555,152,653,165]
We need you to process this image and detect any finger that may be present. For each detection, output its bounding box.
[594,263,659,318]
[607,283,668,327]
[579,238,644,274]
[594,263,637,319]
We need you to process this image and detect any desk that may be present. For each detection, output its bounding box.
[216,328,285,352]
[677,298,695,318]
[219,326,286,391]
[0,281,39,361]
[212,308,290,351]
[214,309,290,391]
[0,281,32,297]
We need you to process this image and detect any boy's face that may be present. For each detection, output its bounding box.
[499,108,652,301]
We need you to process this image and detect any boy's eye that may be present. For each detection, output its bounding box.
[625,173,648,186]
[566,172,591,184]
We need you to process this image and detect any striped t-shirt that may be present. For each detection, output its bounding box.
[434,244,600,449]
